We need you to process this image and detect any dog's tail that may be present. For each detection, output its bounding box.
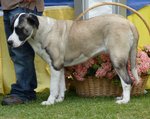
[75,2,150,36]
[129,22,140,83]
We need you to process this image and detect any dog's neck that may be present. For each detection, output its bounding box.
[31,16,56,47]
[35,16,56,38]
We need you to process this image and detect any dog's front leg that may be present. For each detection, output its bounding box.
[56,68,66,103]
[41,65,61,105]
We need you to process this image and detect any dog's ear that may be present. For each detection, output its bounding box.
[11,13,20,30]
[27,13,39,29]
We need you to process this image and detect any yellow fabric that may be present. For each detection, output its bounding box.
[0,6,74,94]
[127,6,150,48]
[0,17,16,94]
[43,6,75,20]
[127,6,150,89]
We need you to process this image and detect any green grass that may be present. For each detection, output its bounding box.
[0,89,150,119]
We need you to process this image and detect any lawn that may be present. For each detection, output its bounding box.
[0,89,150,119]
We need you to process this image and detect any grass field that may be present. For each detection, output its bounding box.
[0,89,150,119]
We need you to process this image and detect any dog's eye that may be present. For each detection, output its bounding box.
[23,29,29,34]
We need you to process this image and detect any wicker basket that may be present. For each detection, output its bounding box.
[74,76,148,97]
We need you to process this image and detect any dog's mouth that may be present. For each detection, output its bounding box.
[19,40,26,47]
[8,38,28,48]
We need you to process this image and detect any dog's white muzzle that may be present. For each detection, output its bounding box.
[8,30,33,48]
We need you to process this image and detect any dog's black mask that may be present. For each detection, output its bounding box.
[11,13,39,42]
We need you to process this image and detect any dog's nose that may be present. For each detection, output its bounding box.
[7,40,13,47]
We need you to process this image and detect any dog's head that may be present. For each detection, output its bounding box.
[8,13,39,47]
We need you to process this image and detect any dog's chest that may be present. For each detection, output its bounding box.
[28,40,51,64]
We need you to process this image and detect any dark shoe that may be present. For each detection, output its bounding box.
[1,95,25,106]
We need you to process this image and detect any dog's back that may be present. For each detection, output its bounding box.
[65,14,138,66]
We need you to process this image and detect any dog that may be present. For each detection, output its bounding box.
[8,12,139,105]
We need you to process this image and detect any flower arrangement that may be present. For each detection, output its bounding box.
[65,45,150,82]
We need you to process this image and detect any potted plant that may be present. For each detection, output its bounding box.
[65,45,150,97]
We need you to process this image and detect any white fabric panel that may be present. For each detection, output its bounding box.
[87,0,113,18]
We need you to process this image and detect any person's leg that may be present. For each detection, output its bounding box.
[1,8,39,105]
[10,42,37,101]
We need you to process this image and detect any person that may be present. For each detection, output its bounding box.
[0,0,44,105]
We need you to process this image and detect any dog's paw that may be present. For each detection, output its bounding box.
[41,100,55,105]
[116,99,129,104]
[116,96,123,100]
[41,95,56,105]
[55,97,64,103]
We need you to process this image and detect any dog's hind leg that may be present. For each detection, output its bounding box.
[110,54,132,104]
[56,68,66,103]
[41,66,62,105]
[130,36,140,83]
[129,21,139,83]
[116,76,131,104]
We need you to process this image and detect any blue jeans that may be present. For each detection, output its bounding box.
[3,7,42,101]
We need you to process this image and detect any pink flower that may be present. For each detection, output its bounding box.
[74,65,87,78]
[106,70,117,80]
[136,50,150,76]
[83,58,95,68]
[101,62,112,71]
[100,53,110,62]
[73,72,85,81]
[95,68,107,78]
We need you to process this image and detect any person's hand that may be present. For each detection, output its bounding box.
[23,0,35,2]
